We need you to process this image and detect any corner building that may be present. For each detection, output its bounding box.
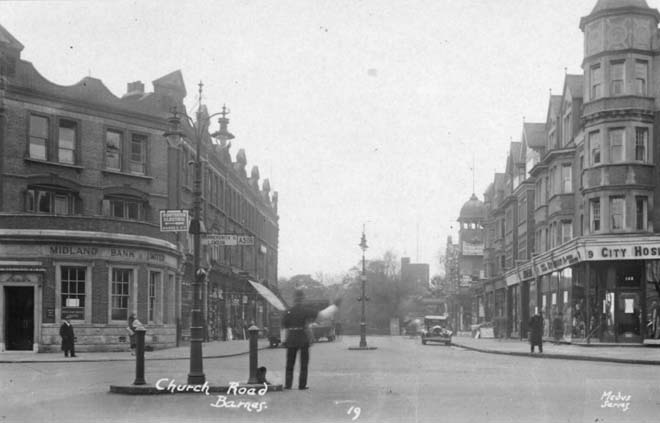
[453,0,660,344]
[0,24,279,352]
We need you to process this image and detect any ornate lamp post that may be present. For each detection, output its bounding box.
[350,225,376,350]
[164,82,234,385]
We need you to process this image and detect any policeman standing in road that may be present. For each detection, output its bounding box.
[282,288,340,390]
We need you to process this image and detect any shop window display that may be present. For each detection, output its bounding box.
[646,260,660,339]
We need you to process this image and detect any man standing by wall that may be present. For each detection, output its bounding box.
[59,316,76,357]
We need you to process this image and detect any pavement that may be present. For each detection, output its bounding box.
[0,338,272,363]
[450,336,660,365]
[2,336,659,366]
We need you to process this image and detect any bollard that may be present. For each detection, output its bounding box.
[133,326,147,386]
[247,325,260,384]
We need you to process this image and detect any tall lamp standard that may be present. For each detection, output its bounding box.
[349,225,377,350]
[164,82,234,385]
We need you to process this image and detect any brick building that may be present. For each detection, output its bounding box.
[450,0,660,344]
[0,23,278,352]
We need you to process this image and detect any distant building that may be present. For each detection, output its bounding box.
[401,257,429,289]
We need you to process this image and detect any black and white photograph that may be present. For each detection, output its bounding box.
[0,0,659,422]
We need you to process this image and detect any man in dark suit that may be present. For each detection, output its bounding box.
[59,316,76,357]
[282,289,339,390]
[529,312,544,353]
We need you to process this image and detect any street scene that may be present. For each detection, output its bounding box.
[3,0,660,422]
[2,336,658,423]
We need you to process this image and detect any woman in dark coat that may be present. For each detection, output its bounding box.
[59,316,76,357]
[529,312,544,353]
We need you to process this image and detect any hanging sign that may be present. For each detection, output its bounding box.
[160,210,189,232]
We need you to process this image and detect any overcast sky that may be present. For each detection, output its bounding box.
[1,0,602,279]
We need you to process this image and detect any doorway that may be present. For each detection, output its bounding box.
[4,286,34,350]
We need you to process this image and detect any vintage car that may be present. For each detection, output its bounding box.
[420,315,453,345]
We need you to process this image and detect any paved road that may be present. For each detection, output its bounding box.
[1,336,658,423]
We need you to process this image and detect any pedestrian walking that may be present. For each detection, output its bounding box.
[59,315,76,357]
[529,312,544,353]
[282,288,340,390]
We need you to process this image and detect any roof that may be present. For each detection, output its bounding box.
[523,123,546,149]
[510,142,523,165]
[547,95,562,122]
[591,0,649,13]
[459,193,485,220]
[564,74,583,99]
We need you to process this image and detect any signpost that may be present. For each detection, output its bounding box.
[204,234,254,246]
[159,210,189,232]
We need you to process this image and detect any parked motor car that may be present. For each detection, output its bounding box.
[420,315,453,345]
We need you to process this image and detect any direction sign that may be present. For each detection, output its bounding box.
[236,235,254,245]
[205,234,238,246]
[204,234,255,246]
[160,210,189,232]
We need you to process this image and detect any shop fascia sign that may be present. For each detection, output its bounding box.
[583,237,660,261]
[204,234,255,246]
[533,245,581,276]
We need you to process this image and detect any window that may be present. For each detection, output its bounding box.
[610,61,624,95]
[579,155,584,188]
[561,164,572,193]
[590,131,601,165]
[129,134,147,174]
[635,127,648,162]
[609,128,624,163]
[561,221,572,244]
[636,196,648,231]
[563,112,571,146]
[104,197,143,220]
[610,196,625,230]
[635,60,648,96]
[549,167,555,196]
[591,198,601,232]
[591,64,602,99]
[105,130,122,170]
[58,119,77,164]
[111,268,131,321]
[61,266,86,319]
[148,271,161,323]
[26,186,79,215]
[29,115,48,160]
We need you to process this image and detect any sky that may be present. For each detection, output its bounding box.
[1,0,603,279]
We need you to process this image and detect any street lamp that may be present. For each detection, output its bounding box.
[349,225,376,350]
[164,81,234,385]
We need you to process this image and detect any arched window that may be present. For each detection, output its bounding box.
[25,184,81,215]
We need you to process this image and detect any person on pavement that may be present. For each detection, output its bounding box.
[59,315,76,357]
[127,313,137,355]
[529,311,544,353]
[282,288,340,390]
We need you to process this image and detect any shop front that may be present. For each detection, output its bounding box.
[523,236,660,344]
[0,230,181,352]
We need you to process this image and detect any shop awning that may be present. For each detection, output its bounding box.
[248,280,287,311]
